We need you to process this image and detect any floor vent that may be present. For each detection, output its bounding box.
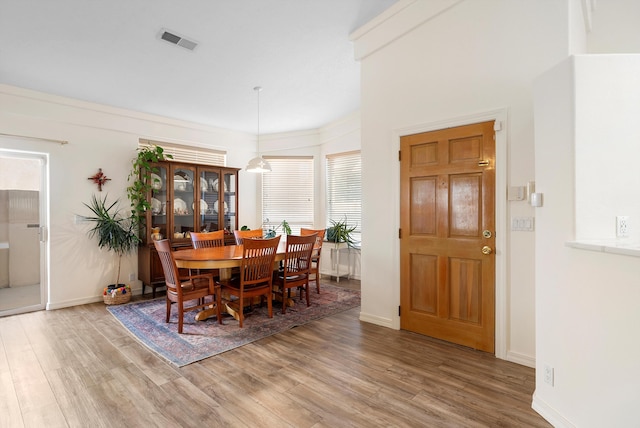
[160,29,198,51]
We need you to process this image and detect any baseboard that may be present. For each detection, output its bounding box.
[506,350,535,368]
[47,295,103,310]
[532,391,576,428]
[46,285,145,310]
[359,311,395,328]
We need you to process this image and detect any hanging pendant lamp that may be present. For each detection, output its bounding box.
[246,86,272,173]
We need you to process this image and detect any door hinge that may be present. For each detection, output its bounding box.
[398,150,401,161]
[399,228,402,239]
[398,305,401,316]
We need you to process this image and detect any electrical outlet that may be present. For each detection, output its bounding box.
[544,365,554,386]
[616,216,629,238]
[129,273,136,282]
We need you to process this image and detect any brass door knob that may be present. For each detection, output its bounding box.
[482,246,493,255]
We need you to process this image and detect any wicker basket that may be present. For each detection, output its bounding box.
[103,285,132,305]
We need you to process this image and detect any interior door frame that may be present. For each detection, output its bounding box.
[392,108,508,360]
[0,147,49,316]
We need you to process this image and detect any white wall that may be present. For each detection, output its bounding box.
[0,84,256,309]
[533,55,640,428]
[353,0,573,364]
[587,0,640,53]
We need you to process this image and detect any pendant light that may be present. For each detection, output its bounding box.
[246,86,272,173]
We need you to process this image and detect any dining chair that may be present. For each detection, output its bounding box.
[154,239,222,333]
[189,230,225,278]
[300,228,326,293]
[273,234,316,314]
[190,230,225,248]
[233,228,263,245]
[216,235,281,327]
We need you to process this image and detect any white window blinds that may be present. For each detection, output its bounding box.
[262,157,314,235]
[139,139,226,166]
[326,151,361,244]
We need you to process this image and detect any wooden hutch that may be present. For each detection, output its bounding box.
[138,161,240,296]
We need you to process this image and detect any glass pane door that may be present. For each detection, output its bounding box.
[0,151,46,316]
[199,169,219,232]
[172,166,195,241]
[150,163,168,241]
[224,170,237,233]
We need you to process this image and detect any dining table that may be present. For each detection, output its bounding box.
[173,241,288,321]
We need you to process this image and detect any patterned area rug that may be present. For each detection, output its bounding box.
[107,284,360,367]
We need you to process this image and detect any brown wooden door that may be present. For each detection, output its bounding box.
[400,121,495,353]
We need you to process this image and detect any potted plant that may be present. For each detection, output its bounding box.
[264,219,291,238]
[326,217,357,247]
[83,194,139,304]
[126,145,172,228]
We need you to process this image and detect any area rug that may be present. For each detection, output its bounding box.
[107,284,360,367]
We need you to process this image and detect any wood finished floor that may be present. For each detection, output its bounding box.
[0,279,550,427]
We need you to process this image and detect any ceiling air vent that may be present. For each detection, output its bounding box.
[159,29,198,51]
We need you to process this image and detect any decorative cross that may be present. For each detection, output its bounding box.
[88,168,111,191]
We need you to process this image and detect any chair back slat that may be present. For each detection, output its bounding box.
[300,228,325,256]
[153,239,180,296]
[283,234,316,276]
[191,230,225,249]
[240,236,280,286]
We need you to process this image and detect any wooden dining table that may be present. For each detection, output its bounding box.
[173,241,287,321]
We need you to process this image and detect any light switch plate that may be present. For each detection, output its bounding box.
[511,217,535,231]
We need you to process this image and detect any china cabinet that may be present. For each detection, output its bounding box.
[138,161,240,296]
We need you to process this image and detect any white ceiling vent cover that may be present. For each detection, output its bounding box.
[159,29,198,51]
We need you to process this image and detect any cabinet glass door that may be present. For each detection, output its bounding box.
[172,166,195,241]
[199,169,220,232]
[223,170,237,233]
[150,163,168,242]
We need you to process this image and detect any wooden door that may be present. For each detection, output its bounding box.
[400,121,495,353]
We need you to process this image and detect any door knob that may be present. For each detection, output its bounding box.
[481,246,493,255]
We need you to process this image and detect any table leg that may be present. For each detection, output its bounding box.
[195,267,234,322]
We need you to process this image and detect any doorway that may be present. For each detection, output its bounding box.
[0,150,48,316]
[399,121,496,353]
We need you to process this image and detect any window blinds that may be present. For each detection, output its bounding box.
[139,139,226,166]
[262,157,314,235]
[326,151,362,243]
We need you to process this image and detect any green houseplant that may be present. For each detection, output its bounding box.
[83,194,139,303]
[126,145,172,227]
[326,217,357,247]
[264,219,291,238]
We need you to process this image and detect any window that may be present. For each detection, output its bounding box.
[262,157,314,235]
[138,139,226,166]
[326,151,361,244]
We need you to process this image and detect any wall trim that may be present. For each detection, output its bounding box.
[359,311,394,329]
[507,350,535,368]
[532,392,576,428]
[45,285,144,310]
[350,0,464,61]
[391,107,509,360]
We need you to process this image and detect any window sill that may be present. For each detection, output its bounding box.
[566,240,640,257]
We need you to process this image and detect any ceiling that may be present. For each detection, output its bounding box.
[0,0,397,135]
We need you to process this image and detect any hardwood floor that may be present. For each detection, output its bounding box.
[0,279,550,427]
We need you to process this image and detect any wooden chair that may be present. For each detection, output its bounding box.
[300,228,326,293]
[189,230,225,277]
[190,230,225,248]
[273,234,316,314]
[233,229,263,245]
[153,239,221,333]
[216,236,280,327]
